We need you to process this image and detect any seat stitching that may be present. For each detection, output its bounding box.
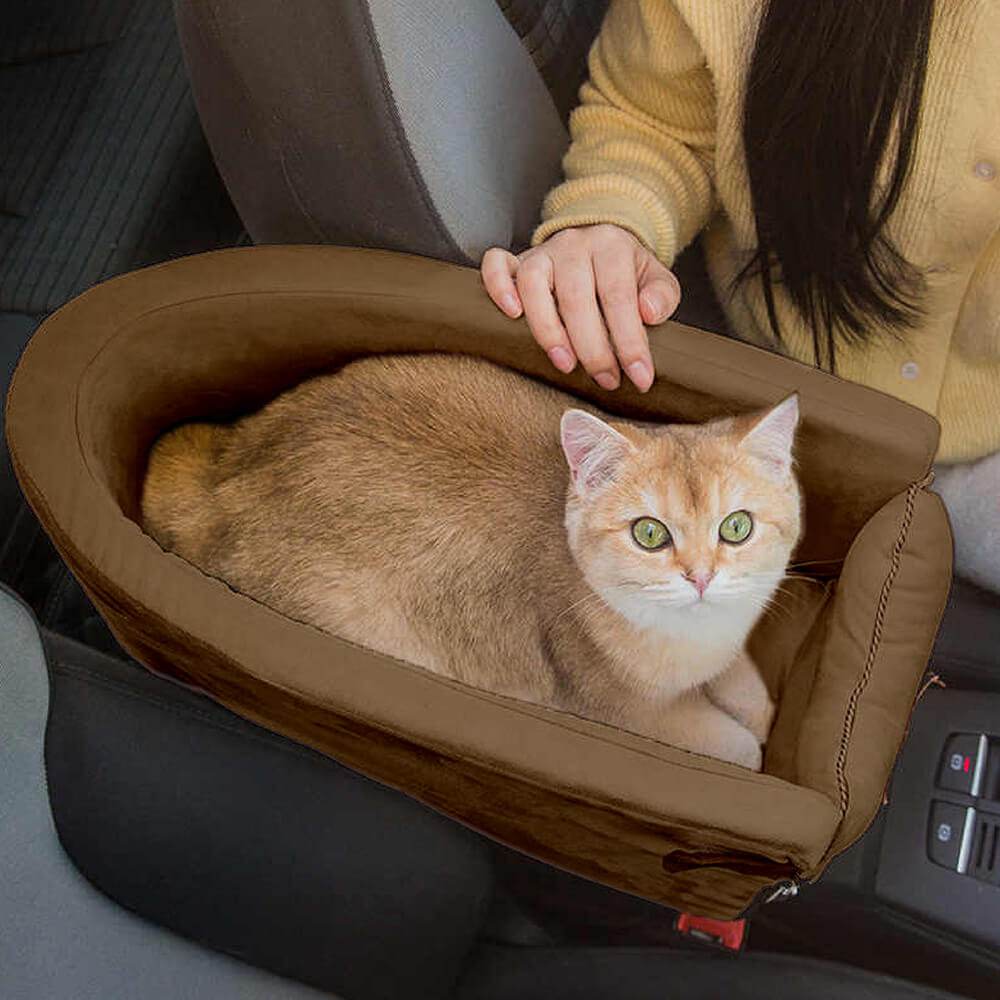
[834,477,925,817]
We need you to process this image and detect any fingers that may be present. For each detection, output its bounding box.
[636,256,682,326]
[593,246,652,392]
[514,253,577,374]
[480,226,680,393]
[552,255,620,389]
[480,247,523,318]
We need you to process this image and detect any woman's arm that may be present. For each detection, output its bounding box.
[533,0,717,264]
[482,0,718,391]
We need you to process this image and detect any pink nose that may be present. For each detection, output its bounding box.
[683,569,716,597]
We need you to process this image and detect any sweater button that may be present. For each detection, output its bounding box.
[901,361,920,380]
[974,160,996,181]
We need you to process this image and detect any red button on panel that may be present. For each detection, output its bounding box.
[938,733,987,796]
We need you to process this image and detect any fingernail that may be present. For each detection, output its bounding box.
[548,347,574,373]
[626,361,652,391]
[502,293,521,316]
[641,293,666,322]
[594,372,619,390]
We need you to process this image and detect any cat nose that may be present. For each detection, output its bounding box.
[683,569,716,597]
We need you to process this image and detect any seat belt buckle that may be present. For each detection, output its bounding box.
[674,912,747,953]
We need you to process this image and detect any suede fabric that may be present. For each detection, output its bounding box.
[4,246,952,918]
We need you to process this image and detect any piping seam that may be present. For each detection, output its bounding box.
[834,478,923,817]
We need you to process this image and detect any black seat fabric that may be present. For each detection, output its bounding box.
[34,627,970,1000]
[0,314,36,547]
[1,0,242,647]
[4,578,978,999]
[4,570,971,1000]
[457,946,966,1000]
[929,577,1000,691]
[0,0,240,315]
[41,629,497,1000]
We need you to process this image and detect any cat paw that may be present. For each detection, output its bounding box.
[706,650,775,746]
[745,691,776,746]
[716,721,763,771]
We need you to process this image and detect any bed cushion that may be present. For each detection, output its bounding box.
[3,246,952,917]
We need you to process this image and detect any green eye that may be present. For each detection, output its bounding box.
[631,517,672,551]
[719,510,754,544]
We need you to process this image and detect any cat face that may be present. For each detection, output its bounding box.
[560,397,802,633]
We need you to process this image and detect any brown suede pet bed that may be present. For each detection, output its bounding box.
[4,246,953,919]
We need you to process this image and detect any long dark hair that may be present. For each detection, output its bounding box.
[737,0,935,372]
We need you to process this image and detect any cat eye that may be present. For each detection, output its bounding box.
[631,517,672,551]
[719,510,754,545]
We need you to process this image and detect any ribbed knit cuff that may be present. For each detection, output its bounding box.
[530,182,680,266]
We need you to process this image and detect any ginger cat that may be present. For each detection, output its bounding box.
[141,353,802,770]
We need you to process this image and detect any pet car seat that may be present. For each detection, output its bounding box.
[5,244,952,919]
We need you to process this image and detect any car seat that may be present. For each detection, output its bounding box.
[4,1,1000,997]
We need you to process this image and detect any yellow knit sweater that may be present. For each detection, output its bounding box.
[531,0,1000,462]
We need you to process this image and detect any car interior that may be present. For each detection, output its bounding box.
[3,1,1000,998]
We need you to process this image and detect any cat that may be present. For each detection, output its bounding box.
[140,352,802,770]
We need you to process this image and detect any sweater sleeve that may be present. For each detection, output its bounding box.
[531,0,717,266]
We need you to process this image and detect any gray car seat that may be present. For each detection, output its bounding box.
[0,580,973,1000]
[1,0,240,316]
[0,0,242,641]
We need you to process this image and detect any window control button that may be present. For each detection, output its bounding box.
[928,801,976,873]
[938,733,988,796]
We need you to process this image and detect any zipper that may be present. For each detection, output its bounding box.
[737,877,800,919]
[762,880,799,904]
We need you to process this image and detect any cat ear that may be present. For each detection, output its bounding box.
[561,409,635,496]
[740,394,799,476]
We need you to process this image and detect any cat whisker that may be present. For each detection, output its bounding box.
[550,591,606,624]
[758,588,810,620]
[756,582,800,605]
[767,582,817,605]
[748,598,794,625]
[786,557,843,573]
[738,572,823,607]
[736,584,797,617]
[761,601,796,623]
[784,572,828,587]
[550,582,639,624]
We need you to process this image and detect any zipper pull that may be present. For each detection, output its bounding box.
[763,880,799,904]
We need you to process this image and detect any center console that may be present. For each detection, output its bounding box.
[877,689,1000,943]
[749,686,1000,1000]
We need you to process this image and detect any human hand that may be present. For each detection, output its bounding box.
[480,224,681,392]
